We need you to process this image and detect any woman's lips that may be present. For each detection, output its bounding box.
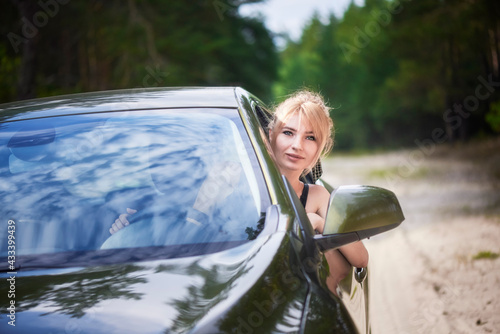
[286,153,304,161]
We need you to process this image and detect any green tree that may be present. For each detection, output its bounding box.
[273,0,500,149]
[1,0,277,103]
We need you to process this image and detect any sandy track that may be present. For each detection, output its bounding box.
[321,138,500,334]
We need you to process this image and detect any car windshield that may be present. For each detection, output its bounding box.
[0,109,269,265]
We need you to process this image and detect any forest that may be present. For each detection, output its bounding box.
[2,0,500,150]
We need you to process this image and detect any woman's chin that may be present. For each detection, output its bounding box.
[281,163,306,174]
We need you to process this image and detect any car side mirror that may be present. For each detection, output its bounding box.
[314,185,405,252]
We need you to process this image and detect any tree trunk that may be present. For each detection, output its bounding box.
[13,0,38,100]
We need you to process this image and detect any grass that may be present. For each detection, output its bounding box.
[472,251,500,261]
[367,166,429,180]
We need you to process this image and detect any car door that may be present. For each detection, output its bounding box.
[337,265,369,333]
[281,177,368,333]
[317,180,370,334]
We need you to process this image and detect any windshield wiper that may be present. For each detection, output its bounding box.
[0,241,248,272]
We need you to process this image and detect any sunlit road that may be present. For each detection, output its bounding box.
[321,139,500,334]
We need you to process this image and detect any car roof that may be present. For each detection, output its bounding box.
[0,87,246,122]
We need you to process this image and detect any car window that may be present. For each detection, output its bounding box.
[253,102,272,131]
[0,109,268,259]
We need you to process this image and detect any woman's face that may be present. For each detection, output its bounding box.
[271,114,320,174]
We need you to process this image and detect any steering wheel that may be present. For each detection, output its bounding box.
[100,210,223,250]
[100,211,155,249]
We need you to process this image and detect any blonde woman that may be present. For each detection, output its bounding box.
[268,90,368,288]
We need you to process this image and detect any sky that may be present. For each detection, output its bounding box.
[239,0,365,45]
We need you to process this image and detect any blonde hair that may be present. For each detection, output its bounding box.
[269,90,334,173]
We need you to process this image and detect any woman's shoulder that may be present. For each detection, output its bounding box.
[307,183,330,206]
[308,183,330,197]
[305,183,330,216]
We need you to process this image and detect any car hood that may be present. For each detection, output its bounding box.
[1,231,305,333]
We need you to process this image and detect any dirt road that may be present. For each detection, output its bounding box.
[321,138,500,334]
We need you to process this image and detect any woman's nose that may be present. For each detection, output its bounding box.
[291,137,303,150]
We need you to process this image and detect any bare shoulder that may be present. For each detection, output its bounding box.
[308,183,330,200]
[307,184,331,214]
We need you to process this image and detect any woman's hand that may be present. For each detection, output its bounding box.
[109,208,137,235]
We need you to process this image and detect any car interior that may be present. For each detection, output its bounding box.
[0,111,265,259]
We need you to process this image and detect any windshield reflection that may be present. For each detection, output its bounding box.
[0,110,265,258]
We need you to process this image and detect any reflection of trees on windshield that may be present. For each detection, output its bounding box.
[0,111,264,255]
[13,265,146,318]
[245,214,265,240]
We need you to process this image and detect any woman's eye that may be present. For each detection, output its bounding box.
[306,136,316,141]
[283,130,293,136]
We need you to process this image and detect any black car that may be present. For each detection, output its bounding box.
[0,87,404,333]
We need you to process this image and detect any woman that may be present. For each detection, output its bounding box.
[268,90,368,285]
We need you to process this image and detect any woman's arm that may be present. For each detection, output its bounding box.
[306,184,330,233]
[307,212,325,233]
[307,184,369,268]
[339,241,369,268]
[308,211,369,268]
